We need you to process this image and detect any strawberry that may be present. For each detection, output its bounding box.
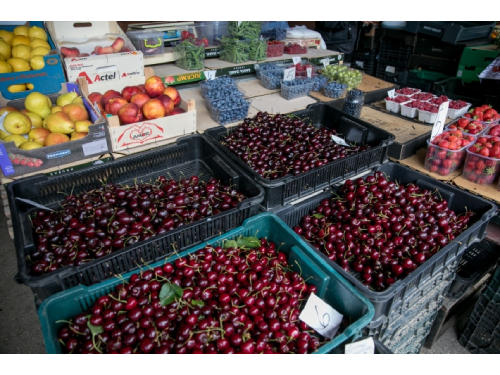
[437,150,447,159]
[430,165,439,173]
[432,159,442,166]
[476,161,486,170]
[458,118,470,128]
[479,148,490,157]
[486,159,497,167]
[438,167,450,176]
[442,159,453,168]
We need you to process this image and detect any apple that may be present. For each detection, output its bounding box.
[130,92,150,109]
[142,99,165,120]
[101,90,122,107]
[121,86,142,102]
[163,86,181,107]
[157,94,174,115]
[118,103,142,125]
[88,92,103,105]
[105,97,128,116]
[144,76,165,98]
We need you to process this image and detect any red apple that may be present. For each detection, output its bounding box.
[88,92,102,105]
[142,99,166,120]
[105,97,128,116]
[157,94,174,115]
[121,86,142,102]
[101,90,122,107]
[144,76,165,98]
[130,92,151,109]
[168,108,186,116]
[163,86,181,107]
[118,103,142,125]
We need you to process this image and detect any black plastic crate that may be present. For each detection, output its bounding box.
[275,162,496,325]
[8,135,264,306]
[432,77,500,109]
[404,22,496,45]
[447,239,500,299]
[204,105,395,211]
[378,38,413,65]
[375,64,408,83]
[352,49,377,76]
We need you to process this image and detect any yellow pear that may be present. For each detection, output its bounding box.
[7,84,27,93]
[44,132,70,147]
[56,92,78,107]
[24,112,43,128]
[0,30,14,46]
[25,92,52,119]
[7,57,31,72]
[3,134,28,147]
[0,39,12,60]
[0,54,4,61]
[46,112,76,134]
[3,112,31,135]
[51,106,62,114]
[19,141,43,150]
[0,61,12,74]
[31,46,49,58]
[28,26,48,41]
[30,55,45,70]
[27,83,34,90]
[12,44,31,60]
[0,106,19,116]
[28,128,51,145]
[31,38,50,50]
[42,117,48,129]
[72,96,84,105]
[13,25,29,37]
[62,103,88,122]
[71,132,88,141]
[0,130,10,139]
[75,120,92,133]
[12,35,31,47]
[46,96,52,108]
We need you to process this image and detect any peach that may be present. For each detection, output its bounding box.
[101,90,122,107]
[118,103,142,125]
[142,99,165,120]
[157,94,174,115]
[88,92,102,105]
[111,37,125,53]
[168,108,186,116]
[138,84,146,93]
[163,86,181,107]
[105,97,128,116]
[121,86,142,102]
[130,92,150,109]
[97,46,114,55]
[60,47,80,58]
[144,76,165,98]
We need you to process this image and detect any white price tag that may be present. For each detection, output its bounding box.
[431,101,449,140]
[385,65,396,73]
[387,89,396,99]
[82,139,108,157]
[306,67,312,78]
[356,61,364,68]
[345,338,375,354]
[205,71,216,80]
[298,293,343,340]
[292,56,302,66]
[457,70,463,77]
[331,134,351,147]
[237,21,242,27]
[321,58,330,68]
[283,67,296,82]
[15,198,54,212]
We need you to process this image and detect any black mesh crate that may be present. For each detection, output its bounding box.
[351,49,377,76]
[432,77,500,108]
[378,38,413,66]
[447,239,500,299]
[204,104,395,210]
[404,22,496,45]
[8,135,264,306]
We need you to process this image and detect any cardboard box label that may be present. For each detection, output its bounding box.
[162,71,205,86]
[46,150,72,159]
[82,139,108,156]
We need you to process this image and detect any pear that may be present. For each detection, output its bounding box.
[24,112,43,128]
[3,134,28,147]
[72,96,84,105]
[62,103,88,122]
[19,141,43,150]
[51,106,62,114]
[56,92,78,107]
[45,112,76,134]
[75,120,92,133]
[25,92,52,119]
[0,129,10,139]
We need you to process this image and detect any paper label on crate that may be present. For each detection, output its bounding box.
[431,101,449,140]
[331,135,351,147]
[292,56,302,65]
[345,338,375,354]
[204,71,216,80]
[356,61,364,68]
[385,65,396,74]
[457,70,463,77]
[82,139,108,157]
[306,67,312,78]
[299,293,343,340]
[387,89,396,99]
[283,67,296,82]
[15,198,54,212]
[321,58,330,67]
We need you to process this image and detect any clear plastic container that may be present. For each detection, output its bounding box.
[280,77,314,100]
[385,96,411,114]
[172,41,205,71]
[126,30,164,56]
[342,90,365,118]
[204,85,245,110]
[448,100,472,119]
[261,22,287,41]
[284,40,309,54]
[199,76,236,99]
[424,137,474,176]
[227,22,263,39]
[198,21,229,46]
[311,75,328,92]
[248,38,269,61]
[261,70,285,90]
[463,146,500,185]
[178,25,210,44]
[266,41,285,58]
[487,124,500,137]
[209,98,251,125]
[255,62,289,79]
[446,119,489,136]
[295,63,319,78]
[219,38,251,64]
[323,81,348,98]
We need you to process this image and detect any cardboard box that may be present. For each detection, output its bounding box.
[0,83,110,178]
[0,22,66,100]
[78,74,197,152]
[46,21,144,84]
[453,175,500,205]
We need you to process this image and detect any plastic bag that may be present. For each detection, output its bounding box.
[286,26,327,49]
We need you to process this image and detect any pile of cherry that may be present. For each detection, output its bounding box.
[293,172,474,291]
[29,176,247,275]
[56,238,336,354]
[220,112,370,180]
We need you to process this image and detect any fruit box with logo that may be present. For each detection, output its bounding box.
[45,21,144,85]
[0,22,66,100]
[77,75,197,153]
[0,83,110,178]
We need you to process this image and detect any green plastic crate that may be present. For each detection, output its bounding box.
[457,46,500,83]
[410,69,450,82]
[38,213,374,354]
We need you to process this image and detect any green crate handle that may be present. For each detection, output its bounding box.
[143,37,162,48]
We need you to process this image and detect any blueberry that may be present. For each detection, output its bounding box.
[342,89,365,118]
[281,78,314,100]
[323,81,348,98]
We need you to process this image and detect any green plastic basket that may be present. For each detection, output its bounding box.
[38,213,374,354]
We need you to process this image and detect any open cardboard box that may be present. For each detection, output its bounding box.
[77,68,196,152]
[0,83,110,178]
[45,21,144,84]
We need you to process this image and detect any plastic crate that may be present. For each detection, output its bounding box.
[352,49,377,76]
[404,21,496,44]
[204,104,395,210]
[386,312,438,354]
[330,337,393,354]
[432,78,500,108]
[447,239,500,299]
[275,162,497,325]
[378,38,413,65]
[8,135,264,306]
[38,213,375,354]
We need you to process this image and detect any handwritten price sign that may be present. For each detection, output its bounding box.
[299,293,343,340]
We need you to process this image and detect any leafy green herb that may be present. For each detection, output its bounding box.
[159,282,184,306]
